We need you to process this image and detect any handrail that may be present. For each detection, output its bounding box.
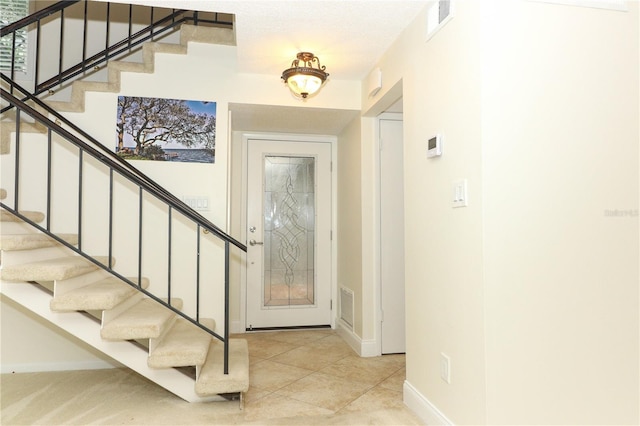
[0,84,246,252]
[1,0,232,107]
[1,87,244,375]
[0,0,79,34]
[1,0,239,378]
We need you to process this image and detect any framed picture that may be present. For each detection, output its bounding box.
[116,95,216,163]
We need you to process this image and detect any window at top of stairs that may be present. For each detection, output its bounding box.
[0,0,29,74]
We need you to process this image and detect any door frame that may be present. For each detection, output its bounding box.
[376,113,405,353]
[239,133,338,332]
[374,113,404,354]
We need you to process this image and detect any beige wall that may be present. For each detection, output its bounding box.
[482,1,639,424]
[4,3,638,424]
[336,118,363,336]
[364,0,639,424]
[1,297,118,372]
[2,39,360,369]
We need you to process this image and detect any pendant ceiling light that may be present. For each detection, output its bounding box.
[281,52,329,99]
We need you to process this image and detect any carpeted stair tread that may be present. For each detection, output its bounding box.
[0,233,78,251]
[1,210,45,224]
[148,318,216,368]
[50,276,150,312]
[0,255,111,281]
[195,339,249,396]
[101,298,183,340]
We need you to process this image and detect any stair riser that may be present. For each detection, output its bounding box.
[1,245,70,267]
[148,315,179,353]
[52,269,112,297]
[101,291,144,327]
[0,221,37,235]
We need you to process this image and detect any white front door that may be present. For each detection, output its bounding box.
[245,138,332,329]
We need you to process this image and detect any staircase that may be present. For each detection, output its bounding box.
[1,2,248,405]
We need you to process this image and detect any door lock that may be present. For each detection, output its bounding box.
[249,239,263,246]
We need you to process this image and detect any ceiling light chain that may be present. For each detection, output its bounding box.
[281,52,329,99]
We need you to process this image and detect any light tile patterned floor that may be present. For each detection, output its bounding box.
[1,330,423,425]
[239,329,418,423]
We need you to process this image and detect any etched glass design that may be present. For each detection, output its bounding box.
[263,156,315,307]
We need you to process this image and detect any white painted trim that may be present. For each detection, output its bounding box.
[240,132,337,330]
[426,0,456,42]
[2,360,119,374]
[403,380,454,425]
[336,319,379,357]
[230,319,243,334]
[226,109,233,232]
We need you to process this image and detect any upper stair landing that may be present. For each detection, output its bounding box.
[46,25,235,114]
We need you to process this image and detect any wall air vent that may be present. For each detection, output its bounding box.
[339,287,354,329]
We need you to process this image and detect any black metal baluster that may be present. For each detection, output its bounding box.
[150,8,155,40]
[58,10,64,88]
[35,20,41,92]
[9,32,16,91]
[108,168,114,269]
[167,205,172,303]
[224,240,230,375]
[105,3,110,63]
[78,149,83,251]
[13,110,20,210]
[46,129,52,231]
[138,187,143,288]
[128,5,133,49]
[82,1,88,72]
[196,224,201,321]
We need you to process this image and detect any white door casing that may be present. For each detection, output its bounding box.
[244,137,333,329]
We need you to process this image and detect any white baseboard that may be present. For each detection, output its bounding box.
[403,380,454,425]
[336,319,380,357]
[2,359,119,374]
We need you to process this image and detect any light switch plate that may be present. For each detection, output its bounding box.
[452,179,468,208]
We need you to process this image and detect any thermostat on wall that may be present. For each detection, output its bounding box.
[427,134,442,158]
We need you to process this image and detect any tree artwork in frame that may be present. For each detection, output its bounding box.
[116,95,216,163]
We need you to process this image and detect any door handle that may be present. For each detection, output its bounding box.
[249,239,263,246]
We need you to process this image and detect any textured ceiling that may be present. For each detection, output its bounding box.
[124,0,428,80]
[121,0,423,133]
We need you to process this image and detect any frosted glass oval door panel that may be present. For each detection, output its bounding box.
[246,139,332,329]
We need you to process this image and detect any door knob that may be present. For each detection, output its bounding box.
[249,239,263,246]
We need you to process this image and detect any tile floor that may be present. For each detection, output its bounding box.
[240,329,416,421]
[1,330,423,425]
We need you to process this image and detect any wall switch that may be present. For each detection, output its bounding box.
[440,352,451,384]
[452,179,468,208]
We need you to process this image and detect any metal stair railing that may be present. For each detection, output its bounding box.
[1,84,246,375]
[1,0,232,112]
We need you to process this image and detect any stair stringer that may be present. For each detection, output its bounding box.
[0,281,226,403]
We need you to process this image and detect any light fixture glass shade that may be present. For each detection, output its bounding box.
[281,52,329,99]
[287,73,323,98]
